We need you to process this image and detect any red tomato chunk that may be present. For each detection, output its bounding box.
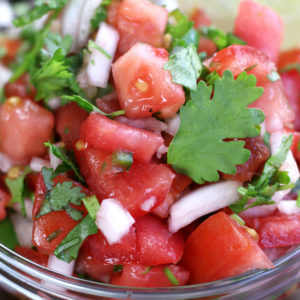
[80,113,164,163]
[15,246,49,267]
[0,98,54,163]
[181,212,274,284]
[112,43,185,119]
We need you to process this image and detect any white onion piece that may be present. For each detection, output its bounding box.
[0,152,15,173]
[47,255,75,276]
[278,200,300,215]
[61,0,85,53]
[0,63,12,89]
[87,22,119,88]
[270,131,300,202]
[0,2,13,27]
[47,97,61,111]
[10,211,33,248]
[168,181,240,233]
[77,0,103,51]
[239,204,277,218]
[165,114,180,136]
[30,157,50,172]
[96,198,135,244]
[12,198,34,220]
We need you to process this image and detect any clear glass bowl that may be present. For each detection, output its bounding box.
[1,244,300,299]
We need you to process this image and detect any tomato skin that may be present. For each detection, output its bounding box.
[234,0,283,63]
[198,37,217,58]
[15,246,49,267]
[0,98,54,163]
[290,131,300,162]
[135,215,184,265]
[4,74,36,100]
[80,113,164,163]
[246,213,300,249]
[111,264,190,287]
[181,212,274,284]
[223,136,270,182]
[115,0,168,56]
[112,43,185,119]
[55,102,89,149]
[278,49,300,70]
[190,8,211,28]
[205,45,295,133]
[0,38,21,66]
[0,188,11,221]
[75,146,174,218]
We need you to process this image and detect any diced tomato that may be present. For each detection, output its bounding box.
[80,113,164,163]
[55,102,89,149]
[4,74,36,100]
[190,8,211,28]
[290,131,300,162]
[135,215,183,265]
[246,213,300,249]
[234,0,283,63]
[112,43,185,119]
[198,37,217,57]
[0,188,11,221]
[0,38,21,66]
[75,146,174,218]
[0,98,54,163]
[15,246,49,267]
[111,264,190,287]
[278,49,300,70]
[114,0,168,56]
[107,0,121,29]
[95,93,121,114]
[32,174,90,255]
[78,227,137,266]
[223,136,270,182]
[181,212,274,284]
[205,45,295,132]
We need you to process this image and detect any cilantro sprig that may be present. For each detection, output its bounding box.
[168,70,265,184]
[230,135,294,213]
[90,0,112,30]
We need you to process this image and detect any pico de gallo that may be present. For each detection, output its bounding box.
[1,0,300,289]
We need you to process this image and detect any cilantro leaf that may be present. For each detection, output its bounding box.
[33,48,73,101]
[167,70,265,183]
[45,142,85,183]
[230,135,294,213]
[201,27,246,50]
[90,0,112,30]
[13,0,68,27]
[54,214,98,263]
[0,217,19,250]
[5,166,31,217]
[82,195,100,220]
[112,151,133,172]
[62,95,125,117]
[164,44,202,90]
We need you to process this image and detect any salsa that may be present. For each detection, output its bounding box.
[0,0,300,290]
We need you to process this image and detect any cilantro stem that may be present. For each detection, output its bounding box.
[88,40,112,60]
[163,267,179,286]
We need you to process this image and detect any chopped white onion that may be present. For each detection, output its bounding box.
[0,1,13,27]
[239,203,277,218]
[30,157,50,173]
[140,196,156,212]
[96,198,135,244]
[61,0,85,53]
[10,211,33,248]
[168,181,241,233]
[165,114,180,136]
[270,131,300,202]
[87,22,119,88]
[0,63,12,89]
[47,97,61,111]
[277,200,300,215]
[47,255,75,276]
[0,152,15,173]
[12,198,34,220]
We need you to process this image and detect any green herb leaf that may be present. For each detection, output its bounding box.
[164,44,202,90]
[113,265,123,272]
[88,40,111,59]
[54,214,98,263]
[0,217,19,250]
[62,95,125,117]
[13,0,68,27]
[45,142,85,183]
[263,131,271,152]
[90,0,112,30]
[201,26,246,50]
[163,267,179,286]
[82,196,100,220]
[112,151,133,172]
[5,166,31,217]
[230,135,294,213]
[168,70,264,184]
[33,48,73,101]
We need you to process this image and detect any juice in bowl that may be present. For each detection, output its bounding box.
[1,0,300,299]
